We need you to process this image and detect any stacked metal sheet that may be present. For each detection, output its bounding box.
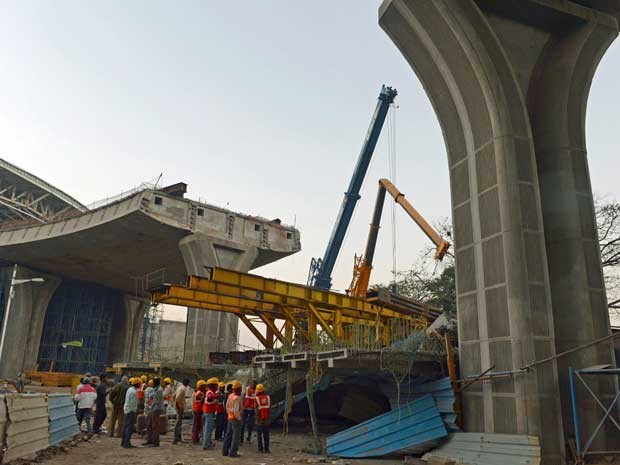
[0,395,6,451]
[47,394,79,445]
[412,377,458,431]
[3,394,50,463]
[326,395,448,458]
[422,433,541,465]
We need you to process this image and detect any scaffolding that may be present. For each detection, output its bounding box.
[37,280,119,373]
[136,304,164,362]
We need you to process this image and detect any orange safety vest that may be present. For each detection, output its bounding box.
[255,394,271,421]
[203,389,218,414]
[137,384,145,400]
[243,386,256,409]
[227,393,240,421]
[192,390,205,413]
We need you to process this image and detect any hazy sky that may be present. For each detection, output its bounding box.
[1,2,618,348]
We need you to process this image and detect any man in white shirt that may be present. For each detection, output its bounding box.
[74,376,97,434]
[121,377,141,448]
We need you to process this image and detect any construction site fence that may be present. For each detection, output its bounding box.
[0,393,79,464]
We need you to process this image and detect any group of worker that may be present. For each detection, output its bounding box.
[73,372,270,457]
[190,378,271,458]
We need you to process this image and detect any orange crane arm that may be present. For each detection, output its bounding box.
[348,178,451,298]
[379,178,451,261]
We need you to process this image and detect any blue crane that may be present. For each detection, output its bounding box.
[307,85,397,290]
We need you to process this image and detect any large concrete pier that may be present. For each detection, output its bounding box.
[380,1,619,462]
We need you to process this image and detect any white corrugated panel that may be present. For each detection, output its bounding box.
[422,432,541,465]
[3,394,50,463]
[0,395,7,450]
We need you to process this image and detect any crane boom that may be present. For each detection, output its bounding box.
[349,178,450,298]
[308,85,397,290]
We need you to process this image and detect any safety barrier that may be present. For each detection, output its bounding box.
[48,394,79,446]
[0,393,80,464]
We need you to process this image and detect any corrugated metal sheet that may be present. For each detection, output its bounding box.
[412,377,458,431]
[326,395,448,458]
[422,433,541,465]
[47,394,79,445]
[3,394,50,463]
[0,395,6,451]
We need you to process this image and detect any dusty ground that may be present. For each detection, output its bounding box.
[32,420,408,465]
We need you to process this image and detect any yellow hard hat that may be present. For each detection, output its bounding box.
[256,384,265,392]
[148,379,154,387]
[196,379,206,389]
[163,377,172,384]
[206,377,219,386]
[231,380,242,389]
[218,382,225,388]
[140,375,147,382]
[131,377,141,386]
[128,377,135,385]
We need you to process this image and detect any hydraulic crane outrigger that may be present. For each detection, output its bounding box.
[348,178,451,298]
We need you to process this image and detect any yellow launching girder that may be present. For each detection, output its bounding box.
[149,266,427,349]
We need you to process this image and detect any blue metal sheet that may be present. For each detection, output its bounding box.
[326,395,447,458]
[48,394,79,445]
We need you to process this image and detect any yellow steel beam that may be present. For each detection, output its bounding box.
[280,306,310,342]
[188,270,426,324]
[257,313,285,344]
[239,315,270,348]
[307,302,337,341]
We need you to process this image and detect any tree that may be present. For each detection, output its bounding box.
[596,196,620,310]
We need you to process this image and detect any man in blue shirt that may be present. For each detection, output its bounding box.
[121,377,141,448]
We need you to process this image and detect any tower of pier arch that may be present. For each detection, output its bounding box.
[380,1,619,463]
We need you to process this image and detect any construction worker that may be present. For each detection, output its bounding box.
[202,377,220,449]
[240,379,257,444]
[163,377,173,411]
[109,376,129,437]
[254,384,271,453]
[192,380,206,444]
[214,381,227,440]
[173,378,190,444]
[143,379,155,443]
[74,376,97,434]
[92,373,108,434]
[222,380,243,458]
[121,377,141,448]
[145,377,164,447]
[137,374,147,414]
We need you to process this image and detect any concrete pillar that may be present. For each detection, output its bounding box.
[0,265,60,378]
[379,1,619,462]
[179,233,259,364]
[108,295,150,363]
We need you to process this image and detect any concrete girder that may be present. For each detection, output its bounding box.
[380,1,619,462]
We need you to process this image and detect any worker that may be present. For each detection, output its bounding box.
[137,374,147,415]
[214,381,227,441]
[121,377,141,448]
[240,379,257,444]
[254,384,271,453]
[163,377,173,411]
[192,380,206,444]
[92,373,108,434]
[222,380,243,458]
[74,376,97,435]
[202,377,219,449]
[145,377,164,447]
[173,378,190,444]
[143,379,155,442]
[109,376,129,437]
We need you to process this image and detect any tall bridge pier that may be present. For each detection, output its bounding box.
[380,1,619,462]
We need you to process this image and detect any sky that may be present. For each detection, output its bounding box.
[0,2,618,348]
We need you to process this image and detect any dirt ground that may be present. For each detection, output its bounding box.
[33,420,408,465]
